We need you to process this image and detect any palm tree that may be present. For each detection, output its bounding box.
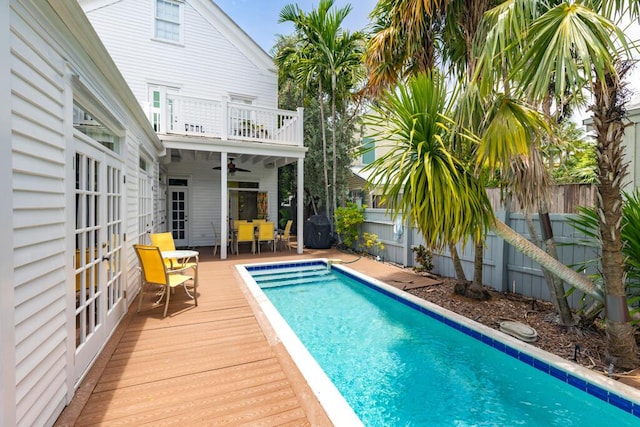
[279,0,365,225]
[365,72,601,290]
[364,0,440,95]
[364,71,492,249]
[320,28,366,224]
[481,0,639,367]
[277,2,332,217]
[364,72,602,303]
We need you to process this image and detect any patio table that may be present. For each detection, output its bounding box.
[161,249,199,298]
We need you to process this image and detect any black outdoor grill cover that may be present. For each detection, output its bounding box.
[303,215,332,249]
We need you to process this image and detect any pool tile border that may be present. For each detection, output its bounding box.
[334,263,640,421]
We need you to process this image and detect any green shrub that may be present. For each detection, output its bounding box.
[334,203,365,248]
[412,245,434,273]
[362,232,384,257]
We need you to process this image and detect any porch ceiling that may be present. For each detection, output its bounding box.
[165,148,299,170]
[160,135,306,169]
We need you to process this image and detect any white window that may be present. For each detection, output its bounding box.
[155,0,182,43]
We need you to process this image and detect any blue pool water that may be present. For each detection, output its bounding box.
[246,261,640,426]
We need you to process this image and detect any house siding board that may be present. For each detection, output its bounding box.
[10,2,69,425]
[83,0,277,110]
[6,1,161,425]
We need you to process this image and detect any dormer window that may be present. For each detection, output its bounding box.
[154,0,182,43]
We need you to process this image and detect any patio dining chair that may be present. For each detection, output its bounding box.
[134,244,196,317]
[278,219,293,251]
[211,222,233,256]
[256,221,276,253]
[150,232,197,274]
[235,222,255,254]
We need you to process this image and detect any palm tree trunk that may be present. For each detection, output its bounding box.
[331,76,338,227]
[526,209,574,326]
[491,218,601,301]
[449,243,467,281]
[472,242,483,288]
[458,240,489,300]
[592,65,639,369]
[318,79,330,217]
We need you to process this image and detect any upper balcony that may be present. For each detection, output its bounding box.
[148,94,303,147]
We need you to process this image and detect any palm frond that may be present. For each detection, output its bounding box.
[363,71,493,249]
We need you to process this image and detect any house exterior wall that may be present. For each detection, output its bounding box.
[80,0,301,256]
[10,3,75,425]
[80,0,278,110]
[4,1,162,425]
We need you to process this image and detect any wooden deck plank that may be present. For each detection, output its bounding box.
[57,248,366,427]
[93,347,276,393]
[80,360,286,416]
[76,379,295,425]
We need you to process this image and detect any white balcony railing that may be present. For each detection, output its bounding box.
[151,94,303,147]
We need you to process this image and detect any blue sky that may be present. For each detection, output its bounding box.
[214,0,377,53]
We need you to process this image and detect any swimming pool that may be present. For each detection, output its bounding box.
[238,260,640,426]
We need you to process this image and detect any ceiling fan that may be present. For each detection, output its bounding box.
[212,158,251,175]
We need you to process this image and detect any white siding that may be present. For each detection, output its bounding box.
[83,0,278,110]
[4,1,163,426]
[10,1,68,425]
[0,1,16,423]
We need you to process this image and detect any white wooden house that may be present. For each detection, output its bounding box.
[79,0,306,258]
[2,1,165,425]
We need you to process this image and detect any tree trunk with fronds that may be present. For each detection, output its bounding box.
[592,63,639,369]
[492,219,601,301]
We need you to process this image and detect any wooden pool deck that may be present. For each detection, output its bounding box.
[55,246,436,426]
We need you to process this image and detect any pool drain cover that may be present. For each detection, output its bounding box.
[499,321,538,342]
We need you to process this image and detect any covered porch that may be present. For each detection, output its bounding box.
[155,95,306,259]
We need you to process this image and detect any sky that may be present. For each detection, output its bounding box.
[214,0,378,54]
[213,0,640,123]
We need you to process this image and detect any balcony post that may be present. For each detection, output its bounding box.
[221,96,229,140]
[161,89,169,133]
[296,107,304,147]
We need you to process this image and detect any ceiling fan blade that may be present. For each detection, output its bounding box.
[212,166,222,170]
[235,167,251,172]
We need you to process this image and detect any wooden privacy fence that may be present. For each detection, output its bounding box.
[359,185,599,308]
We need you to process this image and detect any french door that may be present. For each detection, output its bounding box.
[74,139,125,384]
[169,183,189,247]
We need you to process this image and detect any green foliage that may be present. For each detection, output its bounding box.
[567,190,640,323]
[334,202,365,247]
[412,245,434,273]
[363,71,494,250]
[544,121,597,184]
[362,232,384,256]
